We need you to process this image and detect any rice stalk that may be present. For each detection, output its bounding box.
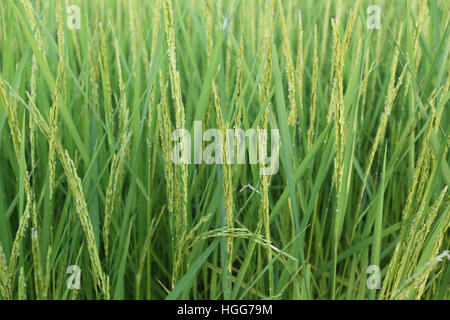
[48,0,65,201]
[277,0,297,129]
[307,25,318,150]
[258,108,274,296]
[114,38,128,135]
[213,80,234,274]
[295,11,304,136]
[99,23,114,145]
[163,0,189,286]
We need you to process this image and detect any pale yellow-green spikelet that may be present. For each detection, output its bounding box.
[307,25,318,150]
[0,242,11,300]
[0,76,34,283]
[212,79,234,273]
[327,0,360,126]
[62,150,109,299]
[200,0,214,130]
[99,23,114,144]
[263,0,274,95]
[9,202,31,280]
[360,28,406,205]
[414,227,449,299]
[224,0,237,96]
[31,224,45,299]
[18,267,26,300]
[235,39,244,156]
[136,207,165,297]
[256,6,275,296]
[158,77,174,216]
[408,186,447,276]
[201,0,213,65]
[278,0,297,129]
[0,74,21,160]
[148,32,160,192]
[147,0,162,136]
[258,107,274,295]
[21,0,44,168]
[434,78,449,131]
[163,0,189,285]
[115,38,128,135]
[359,47,374,115]
[341,0,360,58]
[163,0,187,178]
[380,115,434,298]
[157,74,179,286]
[21,2,45,298]
[391,252,447,300]
[191,227,296,263]
[295,10,304,116]
[331,18,344,194]
[259,26,272,106]
[43,246,52,300]
[128,0,138,62]
[104,132,131,255]
[25,92,111,297]
[320,0,331,68]
[49,0,65,201]
[389,117,435,294]
[404,0,427,98]
[393,165,432,291]
[337,0,360,153]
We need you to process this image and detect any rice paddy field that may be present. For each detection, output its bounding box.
[0,0,448,300]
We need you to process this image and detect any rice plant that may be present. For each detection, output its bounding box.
[0,0,448,300]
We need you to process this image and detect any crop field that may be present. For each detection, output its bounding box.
[0,0,448,300]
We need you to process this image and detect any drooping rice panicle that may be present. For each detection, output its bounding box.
[392,249,450,300]
[358,28,407,213]
[23,94,110,299]
[258,108,274,296]
[62,150,110,299]
[0,76,35,284]
[163,0,189,285]
[380,114,435,298]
